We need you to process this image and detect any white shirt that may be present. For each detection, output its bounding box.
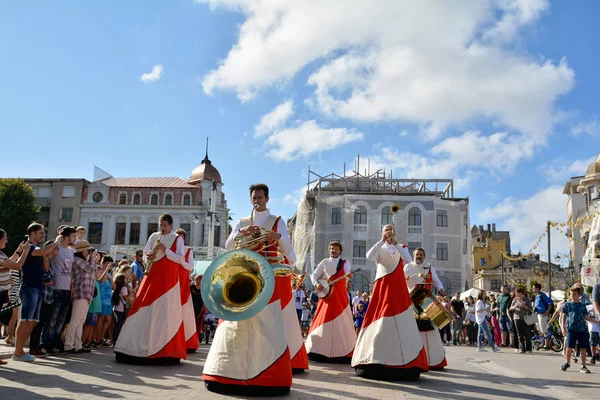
[225,209,296,264]
[365,240,412,281]
[403,261,443,292]
[292,289,306,309]
[310,256,351,285]
[143,232,185,266]
[475,299,488,325]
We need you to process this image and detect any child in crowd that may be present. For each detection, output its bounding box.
[355,303,366,335]
[82,277,101,351]
[587,304,599,365]
[300,302,311,336]
[112,274,131,343]
[561,286,597,373]
[95,256,114,346]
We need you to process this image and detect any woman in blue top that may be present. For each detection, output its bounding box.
[94,256,115,346]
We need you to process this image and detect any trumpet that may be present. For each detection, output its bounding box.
[145,233,162,274]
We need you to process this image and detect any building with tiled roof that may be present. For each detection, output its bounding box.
[80,143,228,255]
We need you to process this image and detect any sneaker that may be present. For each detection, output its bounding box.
[590,357,596,365]
[519,350,526,354]
[29,348,48,357]
[67,348,83,354]
[48,348,61,356]
[493,347,501,353]
[560,362,570,371]
[477,348,488,352]
[90,342,98,348]
[573,356,579,363]
[81,346,92,353]
[580,366,591,374]
[12,353,35,362]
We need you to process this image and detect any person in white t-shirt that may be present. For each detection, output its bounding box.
[587,305,600,364]
[475,290,501,353]
[351,290,363,317]
[292,282,306,322]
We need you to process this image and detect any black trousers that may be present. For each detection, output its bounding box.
[515,318,532,352]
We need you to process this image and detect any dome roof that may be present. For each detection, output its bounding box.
[189,138,222,185]
[586,153,600,177]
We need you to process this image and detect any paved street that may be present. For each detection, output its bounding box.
[1,342,599,400]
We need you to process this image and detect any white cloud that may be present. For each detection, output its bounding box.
[571,120,600,138]
[254,100,294,138]
[265,120,363,160]
[140,64,164,82]
[540,156,596,182]
[199,0,573,139]
[358,130,536,190]
[477,185,569,261]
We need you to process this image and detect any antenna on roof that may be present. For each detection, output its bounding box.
[205,137,209,158]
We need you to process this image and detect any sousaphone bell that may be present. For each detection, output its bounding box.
[201,249,275,321]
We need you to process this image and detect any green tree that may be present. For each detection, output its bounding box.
[0,178,39,254]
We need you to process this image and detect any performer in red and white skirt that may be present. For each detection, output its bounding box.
[280,273,309,372]
[115,214,187,365]
[404,247,447,370]
[306,241,355,363]
[352,225,429,380]
[174,229,198,354]
[203,183,295,396]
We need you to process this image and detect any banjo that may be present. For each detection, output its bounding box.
[315,268,362,299]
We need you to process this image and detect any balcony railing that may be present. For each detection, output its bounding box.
[110,245,226,260]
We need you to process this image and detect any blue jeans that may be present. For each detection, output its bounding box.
[499,314,512,332]
[20,287,42,321]
[478,319,495,348]
[42,290,71,349]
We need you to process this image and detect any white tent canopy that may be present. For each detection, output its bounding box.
[460,288,481,300]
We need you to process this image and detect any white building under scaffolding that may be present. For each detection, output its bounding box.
[290,166,472,294]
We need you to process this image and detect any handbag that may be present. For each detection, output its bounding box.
[524,312,538,326]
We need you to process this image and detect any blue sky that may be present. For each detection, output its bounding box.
[1,1,599,260]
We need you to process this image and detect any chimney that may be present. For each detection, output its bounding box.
[487,224,492,238]
[479,225,484,232]
[492,223,496,233]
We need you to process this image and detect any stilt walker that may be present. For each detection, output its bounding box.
[115,214,187,365]
[306,241,356,363]
[352,225,429,380]
[202,183,297,396]
[404,247,448,370]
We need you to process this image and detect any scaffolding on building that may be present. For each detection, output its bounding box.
[306,162,455,199]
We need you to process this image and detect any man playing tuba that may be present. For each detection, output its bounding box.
[202,183,305,396]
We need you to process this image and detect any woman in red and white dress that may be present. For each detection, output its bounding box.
[306,241,356,363]
[351,225,429,380]
[115,214,187,365]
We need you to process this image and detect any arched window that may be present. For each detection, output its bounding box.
[408,207,421,233]
[165,194,173,206]
[118,193,127,205]
[183,194,191,206]
[354,205,367,225]
[133,194,141,205]
[381,206,393,225]
[408,207,421,226]
[150,194,159,205]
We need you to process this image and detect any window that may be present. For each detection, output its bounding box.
[60,208,73,221]
[62,186,76,197]
[436,243,449,261]
[436,209,448,227]
[354,206,367,225]
[214,225,221,247]
[119,194,127,205]
[491,280,501,291]
[408,207,421,233]
[88,222,103,245]
[130,223,140,245]
[115,223,126,245]
[353,240,366,258]
[165,194,173,205]
[480,258,487,267]
[150,194,158,205]
[183,194,191,206]
[133,194,141,205]
[408,241,421,255]
[381,206,393,225]
[353,240,367,265]
[147,223,158,240]
[181,223,191,246]
[589,186,596,201]
[92,192,103,203]
[331,207,341,225]
[352,272,370,293]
